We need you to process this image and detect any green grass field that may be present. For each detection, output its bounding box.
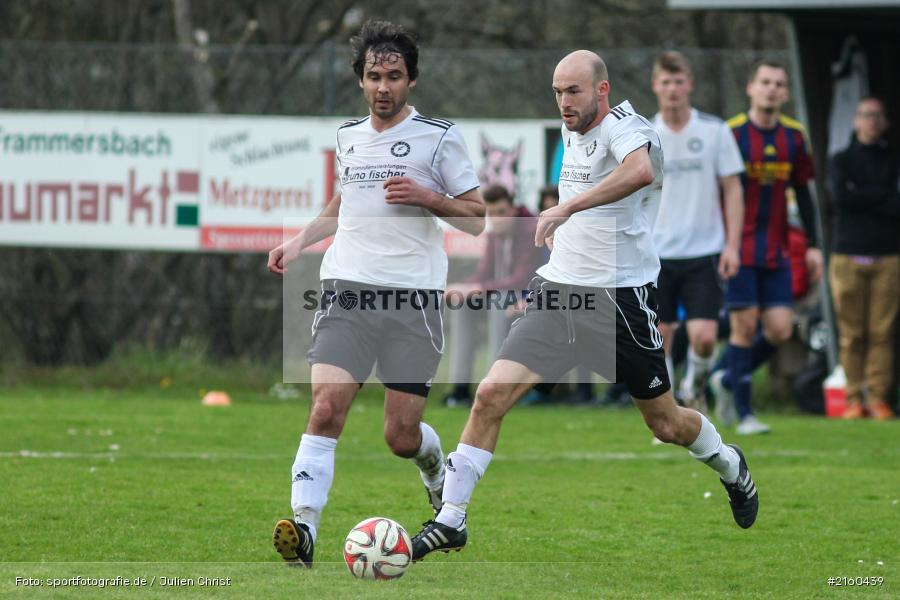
[1,365,898,599]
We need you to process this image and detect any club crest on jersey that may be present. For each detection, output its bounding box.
[687,138,703,153]
[391,141,411,157]
[586,140,597,157]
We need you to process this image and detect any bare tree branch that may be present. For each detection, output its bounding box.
[173,0,219,112]
[261,0,355,114]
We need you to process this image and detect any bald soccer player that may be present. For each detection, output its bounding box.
[411,51,759,561]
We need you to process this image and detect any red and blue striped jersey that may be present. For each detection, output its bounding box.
[728,113,814,268]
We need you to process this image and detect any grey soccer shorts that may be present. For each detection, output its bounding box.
[497,276,671,400]
[307,279,445,397]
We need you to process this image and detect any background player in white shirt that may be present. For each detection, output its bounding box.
[411,50,758,561]
[266,20,485,568]
[651,51,744,413]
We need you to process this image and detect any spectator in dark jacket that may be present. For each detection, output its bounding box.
[443,185,544,406]
[828,97,900,420]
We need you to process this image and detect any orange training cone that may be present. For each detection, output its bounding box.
[202,391,232,407]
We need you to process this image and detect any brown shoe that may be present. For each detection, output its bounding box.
[868,401,895,421]
[841,402,866,419]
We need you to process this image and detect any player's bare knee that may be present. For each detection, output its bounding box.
[694,334,716,356]
[645,415,678,444]
[730,310,759,345]
[763,325,792,345]
[384,427,419,458]
[735,320,757,340]
[309,395,346,433]
[472,381,511,421]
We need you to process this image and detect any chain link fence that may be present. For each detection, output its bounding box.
[0,41,788,117]
[0,41,788,367]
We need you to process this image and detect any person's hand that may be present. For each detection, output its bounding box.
[806,247,823,283]
[267,237,303,275]
[384,176,437,208]
[718,245,741,280]
[535,204,571,248]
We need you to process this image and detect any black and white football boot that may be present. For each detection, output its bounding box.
[411,518,467,561]
[720,444,759,529]
[272,518,314,568]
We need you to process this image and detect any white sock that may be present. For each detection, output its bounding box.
[685,346,715,392]
[412,422,445,491]
[665,354,675,388]
[436,443,493,529]
[290,433,338,541]
[687,413,739,483]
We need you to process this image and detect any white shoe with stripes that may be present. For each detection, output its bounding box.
[411,519,467,561]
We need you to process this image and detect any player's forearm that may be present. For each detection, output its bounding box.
[564,149,654,215]
[721,176,744,251]
[296,219,339,249]
[426,189,486,236]
[295,194,341,249]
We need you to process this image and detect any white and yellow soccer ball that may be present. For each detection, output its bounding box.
[343,517,413,580]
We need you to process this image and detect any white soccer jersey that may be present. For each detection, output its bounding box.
[651,109,744,259]
[320,108,480,290]
[537,100,664,288]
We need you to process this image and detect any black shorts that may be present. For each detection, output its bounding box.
[307,279,445,398]
[496,277,671,400]
[656,254,723,323]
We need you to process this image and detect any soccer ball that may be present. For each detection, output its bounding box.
[343,517,412,580]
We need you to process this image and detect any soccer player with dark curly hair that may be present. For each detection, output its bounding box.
[267,20,485,568]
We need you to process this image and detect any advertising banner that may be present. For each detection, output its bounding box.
[0,111,552,254]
